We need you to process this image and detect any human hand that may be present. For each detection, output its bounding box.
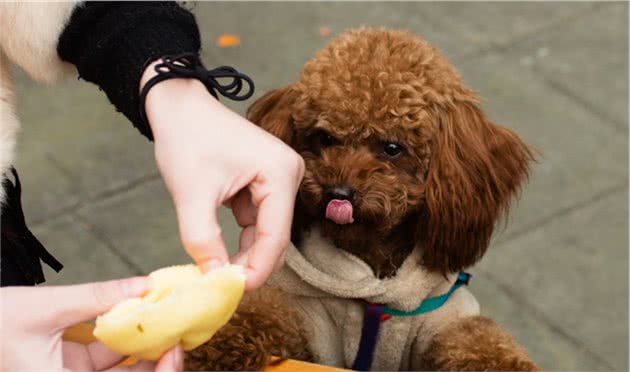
[142,60,304,290]
[0,278,183,371]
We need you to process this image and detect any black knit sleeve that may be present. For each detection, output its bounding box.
[57,1,201,140]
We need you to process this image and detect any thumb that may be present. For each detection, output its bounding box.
[46,276,149,331]
[175,198,229,271]
[155,345,183,372]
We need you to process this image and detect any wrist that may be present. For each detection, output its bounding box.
[141,59,220,134]
[140,58,211,95]
[139,55,254,139]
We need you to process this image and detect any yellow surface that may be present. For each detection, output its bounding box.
[93,264,245,361]
[63,322,97,344]
[265,357,349,371]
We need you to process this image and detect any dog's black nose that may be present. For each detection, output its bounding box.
[326,185,355,201]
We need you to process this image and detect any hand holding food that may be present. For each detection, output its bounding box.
[93,264,245,361]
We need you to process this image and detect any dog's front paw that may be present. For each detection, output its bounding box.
[185,324,270,371]
[185,287,312,371]
[417,316,539,371]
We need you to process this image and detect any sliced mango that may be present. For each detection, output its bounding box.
[93,264,245,361]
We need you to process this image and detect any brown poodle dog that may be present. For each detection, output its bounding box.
[186,28,538,371]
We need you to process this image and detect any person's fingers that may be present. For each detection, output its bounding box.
[106,360,156,372]
[232,225,287,277]
[174,197,229,271]
[230,189,257,228]
[86,341,127,371]
[244,186,296,289]
[229,190,257,266]
[62,341,94,371]
[230,225,256,266]
[104,346,180,372]
[274,249,288,272]
[46,277,149,330]
[155,346,183,372]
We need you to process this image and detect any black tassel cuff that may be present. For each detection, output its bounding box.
[138,53,255,140]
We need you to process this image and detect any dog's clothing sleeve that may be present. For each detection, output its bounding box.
[0,1,200,285]
[57,1,201,139]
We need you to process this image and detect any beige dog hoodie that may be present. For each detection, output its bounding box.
[268,228,480,370]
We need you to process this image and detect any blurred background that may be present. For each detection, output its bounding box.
[11,2,627,370]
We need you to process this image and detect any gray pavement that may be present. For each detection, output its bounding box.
[11,2,628,370]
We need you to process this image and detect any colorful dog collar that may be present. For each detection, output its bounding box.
[351,272,471,371]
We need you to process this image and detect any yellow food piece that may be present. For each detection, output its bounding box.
[93,264,245,361]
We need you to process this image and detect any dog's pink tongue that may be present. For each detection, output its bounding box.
[325,199,354,225]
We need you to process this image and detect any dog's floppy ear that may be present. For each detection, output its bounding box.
[418,101,533,274]
[247,86,297,146]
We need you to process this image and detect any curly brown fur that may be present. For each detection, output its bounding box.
[248,28,533,276]
[418,316,539,371]
[185,288,312,371]
[215,28,537,370]
[241,28,538,370]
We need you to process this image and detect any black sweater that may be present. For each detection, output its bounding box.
[1,2,205,287]
[57,1,202,139]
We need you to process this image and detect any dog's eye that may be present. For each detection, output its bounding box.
[383,143,404,158]
[318,132,337,147]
